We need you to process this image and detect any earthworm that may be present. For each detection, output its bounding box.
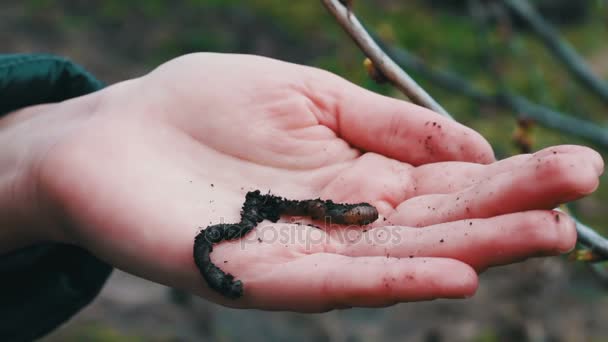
[193,190,378,299]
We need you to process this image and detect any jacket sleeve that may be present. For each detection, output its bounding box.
[0,54,113,342]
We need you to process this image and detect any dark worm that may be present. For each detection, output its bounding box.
[193,190,378,299]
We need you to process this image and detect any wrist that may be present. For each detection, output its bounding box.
[0,93,102,253]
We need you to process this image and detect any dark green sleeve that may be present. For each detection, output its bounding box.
[0,54,113,342]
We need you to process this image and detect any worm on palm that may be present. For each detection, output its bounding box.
[193,190,379,299]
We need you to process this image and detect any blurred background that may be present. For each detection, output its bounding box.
[3,0,608,341]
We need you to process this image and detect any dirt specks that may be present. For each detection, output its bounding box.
[424,135,435,155]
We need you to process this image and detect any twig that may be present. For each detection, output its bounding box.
[561,207,608,260]
[505,95,608,148]
[320,0,452,118]
[504,0,608,105]
[382,42,608,149]
[321,0,608,262]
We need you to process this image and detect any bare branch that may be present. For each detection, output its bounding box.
[320,0,452,118]
[506,95,608,148]
[562,207,608,260]
[321,0,608,263]
[376,36,608,146]
[377,41,495,103]
[504,0,608,105]
[380,42,608,149]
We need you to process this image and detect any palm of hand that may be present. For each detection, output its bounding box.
[40,53,602,312]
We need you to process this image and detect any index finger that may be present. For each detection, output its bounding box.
[303,70,495,165]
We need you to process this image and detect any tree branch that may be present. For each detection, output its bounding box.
[505,95,608,147]
[563,207,608,260]
[321,0,608,262]
[380,43,608,149]
[504,0,608,105]
[320,0,452,118]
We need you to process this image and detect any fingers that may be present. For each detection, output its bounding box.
[411,145,603,195]
[319,145,602,217]
[335,210,576,272]
[389,149,601,227]
[306,73,494,165]
[242,254,477,312]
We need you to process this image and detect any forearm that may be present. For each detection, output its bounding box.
[0,95,101,253]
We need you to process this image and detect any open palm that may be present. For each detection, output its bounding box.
[39,53,602,312]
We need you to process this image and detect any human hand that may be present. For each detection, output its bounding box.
[10,53,602,312]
